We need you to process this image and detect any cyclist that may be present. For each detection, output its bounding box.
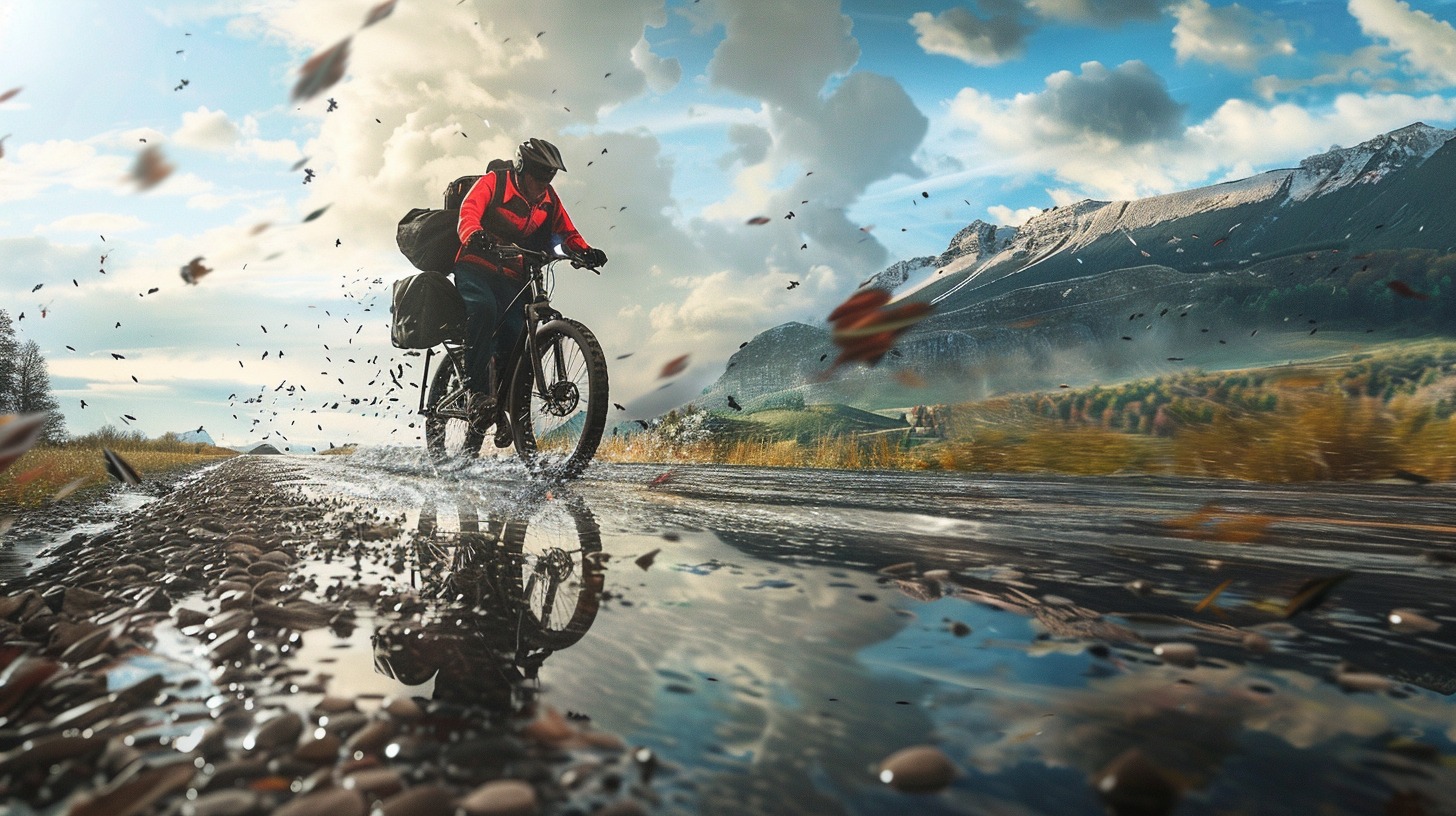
[453,137,608,441]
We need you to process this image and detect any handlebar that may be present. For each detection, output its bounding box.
[491,244,601,274]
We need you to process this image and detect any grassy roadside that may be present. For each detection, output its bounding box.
[1,445,237,509]
[597,340,1456,482]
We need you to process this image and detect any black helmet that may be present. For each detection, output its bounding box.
[515,137,566,181]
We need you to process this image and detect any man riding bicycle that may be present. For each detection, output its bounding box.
[453,137,608,443]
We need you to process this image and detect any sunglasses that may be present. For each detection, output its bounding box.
[523,164,557,183]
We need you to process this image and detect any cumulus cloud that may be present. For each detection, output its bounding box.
[173,107,241,151]
[1031,60,1186,144]
[630,36,681,94]
[1025,0,1169,25]
[1170,0,1296,70]
[987,203,1044,225]
[1349,0,1456,86]
[1253,46,1402,99]
[909,2,1034,66]
[720,123,772,168]
[37,213,148,235]
[950,62,1456,202]
[707,0,860,108]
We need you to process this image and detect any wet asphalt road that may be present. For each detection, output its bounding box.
[300,451,1456,815]
[5,452,1456,815]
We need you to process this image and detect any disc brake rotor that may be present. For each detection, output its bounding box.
[544,381,580,416]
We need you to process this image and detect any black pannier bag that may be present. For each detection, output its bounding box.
[390,271,466,349]
[395,207,461,274]
[396,162,511,273]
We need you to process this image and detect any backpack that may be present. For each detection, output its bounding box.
[395,160,513,273]
[390,271,466,349]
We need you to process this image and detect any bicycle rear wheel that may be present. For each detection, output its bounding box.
[506,318,609,479]
[424,350,484,460]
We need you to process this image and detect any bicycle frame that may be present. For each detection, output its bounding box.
[417,247,586,424]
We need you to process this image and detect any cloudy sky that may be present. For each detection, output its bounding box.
[3,0,1456,450]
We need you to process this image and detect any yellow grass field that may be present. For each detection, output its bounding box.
[0,446,237,509]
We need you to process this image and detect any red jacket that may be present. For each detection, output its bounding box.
[455,169,590,276]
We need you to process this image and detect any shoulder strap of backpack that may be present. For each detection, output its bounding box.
[490,168,509,211]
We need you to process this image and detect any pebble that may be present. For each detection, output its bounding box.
[1152,642,1198,668]
[376,784,455,816]
[1092,748,1180,816]
[383,695,423,719]
[1240,632,1272,653]
[273,786,367,816]
[65,760,197,816]
[344,719,397,754]
[295,732,342,763]
[458,779,539,816]
[342,766,404,798]
[245,711,303,752]
[314,694,357,714]
[1336,671,1392,693]
[1387,609,1440,634]
[182,789,263,816]
[876,745,957,793]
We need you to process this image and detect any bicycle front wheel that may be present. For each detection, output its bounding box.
[424,351,484,461]
[506,319,609,479]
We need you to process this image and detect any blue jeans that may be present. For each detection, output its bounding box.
[452,262,528,395]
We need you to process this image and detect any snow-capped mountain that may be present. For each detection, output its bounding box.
[901,121,1456,310]
[173,428,216,446]
[696,122,1456,412]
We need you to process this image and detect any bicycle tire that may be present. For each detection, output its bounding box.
[506,318,609,479]
[424,351,485,460]
[501,496,604,651]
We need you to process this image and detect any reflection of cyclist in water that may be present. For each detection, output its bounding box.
[453,138,609,433]
[373,493,604,716]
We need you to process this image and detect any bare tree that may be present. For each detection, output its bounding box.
[12,340,66,443]
[0,309,17,414]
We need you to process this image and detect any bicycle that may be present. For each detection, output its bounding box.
[421,244,609,479]
[410,492,604,653]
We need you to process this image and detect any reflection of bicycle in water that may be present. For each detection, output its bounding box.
[422,245,609,479]
[373,492,604,710]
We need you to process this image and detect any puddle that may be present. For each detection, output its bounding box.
[273,456,1456,814]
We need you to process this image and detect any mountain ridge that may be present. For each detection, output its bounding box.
[693,121,1456,414]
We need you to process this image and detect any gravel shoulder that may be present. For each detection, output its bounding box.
[0,456,647,816]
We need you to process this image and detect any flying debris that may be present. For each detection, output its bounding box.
[0,134,10,160]
[1284,572,1352,619]
[291,38,351,102]
[30,283,41,293]
[824,289,933,370]
[726,396,742,411]
[1386,280,1429,301]
[745,216,771,226]
[0,87,20,104]
[786,280,799,290]
[102,448,143,485]
[659,355,689,379]
[361,0,399,27]
[128,145,174,190]
[0,413,49,475]
[302,205,331,223]
[290,156,311,172]
[303,168,316,183]
[180,256,212,284]
[634,548,660,571]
